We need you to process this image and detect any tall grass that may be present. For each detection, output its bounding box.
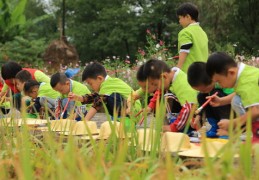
[0,97,258,179]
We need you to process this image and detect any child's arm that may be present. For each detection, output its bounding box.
[126,90,141,114]
[84,107,97,121]
[68,92,83,102]
[163,102,192,132]
[177,52,188,69]
[147,90,160,111]
[218,105,259,131]
[207,92,236,107]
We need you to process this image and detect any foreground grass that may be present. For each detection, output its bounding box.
[0,105,259,179]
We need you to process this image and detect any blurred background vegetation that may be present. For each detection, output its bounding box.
[0,0,258,67]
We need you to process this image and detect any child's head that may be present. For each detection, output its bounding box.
[82,62,107,92]
[187,62,214,93]
[15,70,33,92]
[137,59,172,92]
[1,61,22,80]
[50,72,71,94]
[176,2,198,28]
[206,52,238,88]
[24,80,40,99]
[136,64,152,93]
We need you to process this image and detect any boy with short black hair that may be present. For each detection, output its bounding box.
[206,52,259,143]
[137,59,197,133]
[176,2,208,73]
[69,62,142,123]
[50,72,91,120]
[187,62,233,137]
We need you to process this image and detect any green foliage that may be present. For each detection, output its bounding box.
[0,36,47,66]
[65,0,181,62]
[0,0,27,42]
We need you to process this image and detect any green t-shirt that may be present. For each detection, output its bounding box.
[235,63,259,108]
[178,23,208,73]
[169,67,198,105]
[35,70,50,83]
[61,80,91,106]
[38,82,60,99]
[99,76,142,112]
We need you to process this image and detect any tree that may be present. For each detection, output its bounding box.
[0,0,27,43]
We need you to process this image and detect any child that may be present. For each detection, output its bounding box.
[24,80,60,118]
[137,59,197,133]
[0,61,50,109]
[206,52,259,143]
[187,62,233,137]
[176,2,208,73]
[50,72,91,120]
[15,70,34,92]
[127,64,182,117]
[68,62,142,123]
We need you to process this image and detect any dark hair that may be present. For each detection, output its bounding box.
[50,72,69,88]
[1,61,22,80]
[136,64,147,82]
[15,70,32,83]
[82,62,107,81]
[206,52,237,78]
[137,59,171,80]
[24,79,40,94]
[176,2,199,21]
[187,62,212,87]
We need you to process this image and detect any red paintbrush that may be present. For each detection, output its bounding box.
[195,92,218,115]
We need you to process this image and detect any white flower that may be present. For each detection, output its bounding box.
[158,56,162,61]
[137,61,143,66]
[156,44,160,49]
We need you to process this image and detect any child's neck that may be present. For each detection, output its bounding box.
[187,20,197,26]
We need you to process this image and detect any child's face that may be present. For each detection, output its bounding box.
[53,81,70,94]
[192,83,215,93]
[15,79,25,92]
[27,87,38,99]
[138,80,156,93]
[178,15,191,28]
[85,77,103,92]
[212,72,236,88]
[147,75,171,92]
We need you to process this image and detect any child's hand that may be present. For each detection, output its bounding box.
[217,128,229,136]
[55,108,61,116]
[68,92,82,102]
[146,107,152,114]
[217,119,229,130]
[163,125,171,132]
[206,95,221,107]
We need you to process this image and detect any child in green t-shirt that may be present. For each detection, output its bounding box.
[176,2,208,73]
[24,80,60,118]
[137,59,197,133]
[68,62,142,123]
[206,52,259,143]
[50,72,91,120]
[187,62,234,137]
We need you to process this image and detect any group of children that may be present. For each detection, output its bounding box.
[0,2,258,143]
